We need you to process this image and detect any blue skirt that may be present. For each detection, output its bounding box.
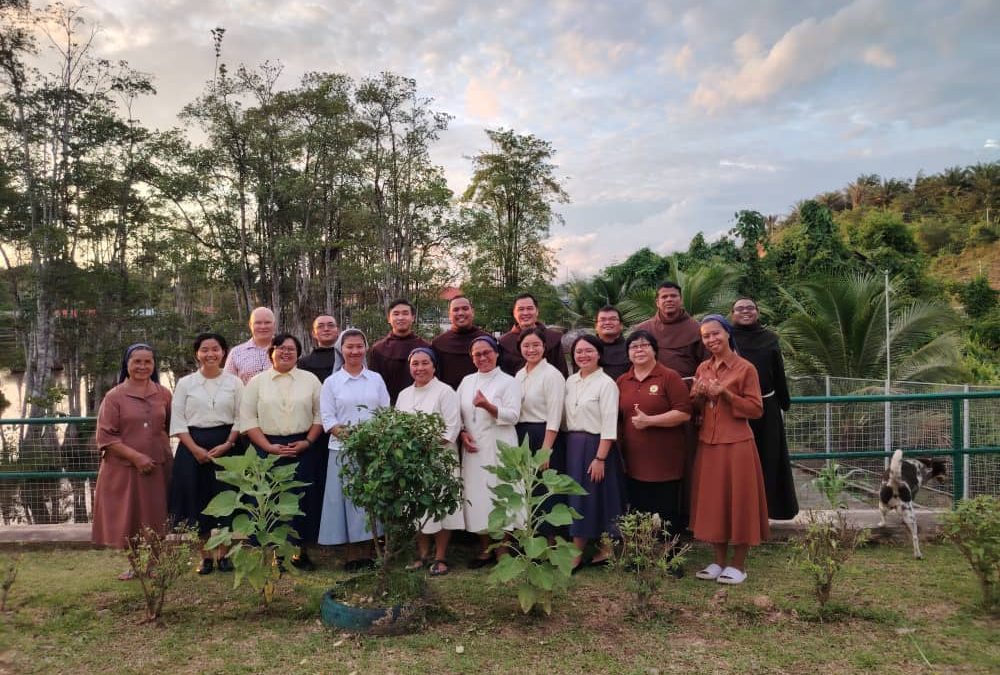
[517,421,566,537]
[564,431,626,540]
[259,433,320,545]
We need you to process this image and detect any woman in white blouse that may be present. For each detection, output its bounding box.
[169,332,244,575]
[318,329,390,571]
[564,334,624,571]
[514,327,565,536]
[396,347,463,576]
[458,335,522,568]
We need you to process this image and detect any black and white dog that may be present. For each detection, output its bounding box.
[878,449,947,559]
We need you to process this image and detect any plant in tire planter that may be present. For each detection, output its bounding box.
[204,447,306,608]
[336,407,463,604]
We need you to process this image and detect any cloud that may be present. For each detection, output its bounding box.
[719,159,780,173]
[690,0,894,112]
[985,139,1000,150]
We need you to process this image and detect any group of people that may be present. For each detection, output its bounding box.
[91,283,799,585]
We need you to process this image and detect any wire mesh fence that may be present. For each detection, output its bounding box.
[786,377,1000,508]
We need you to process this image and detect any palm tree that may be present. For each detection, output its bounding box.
[779,273,964,382]
[618,257,741,325]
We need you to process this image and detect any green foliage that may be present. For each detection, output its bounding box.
[0,554,19,612]
[124,525,196,625]
[956,275,998,320]
[811,461,863,509]
[485,438,587,615]
[794,510,870,607]
[204,447,307,607]
[338,407,463,594]
[941,496,1000,613]
[617,257,740,325]
[603,511,689,618]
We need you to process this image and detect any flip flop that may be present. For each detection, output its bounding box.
[429,559,450,576]
[716,566,747,585]
[405,557,429,571]
[695,563,723,580]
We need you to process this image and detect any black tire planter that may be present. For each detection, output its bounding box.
[320,588,401,632]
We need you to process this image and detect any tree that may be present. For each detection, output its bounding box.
[779,272,964,382]
[461,128,568,291]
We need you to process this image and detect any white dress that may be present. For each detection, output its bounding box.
[457,367,522,532]
[395,377,465,534]
[317,368,390,545]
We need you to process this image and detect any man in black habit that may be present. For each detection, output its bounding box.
[594,305,629,381]
[297,314,341,381]
[431,295,488,390]
[499,292,568,376]
[730,297,799,520]
[369,298,430,404]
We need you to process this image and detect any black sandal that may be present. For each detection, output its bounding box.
[196,558,214,575]
[429,559,450,576]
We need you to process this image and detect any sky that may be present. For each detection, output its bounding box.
[47,0,1000,280]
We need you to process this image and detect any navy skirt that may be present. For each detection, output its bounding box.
[258,432,320,545]
[564,431,626,540]
[517,421,566,537]
[169,425,238,536]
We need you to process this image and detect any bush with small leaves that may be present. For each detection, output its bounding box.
[794,510,870,607]
[941,495,1000,613]
[125,525,195,625]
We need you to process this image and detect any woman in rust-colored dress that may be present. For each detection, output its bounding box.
[689,315,769,586]
[92,343,173,580]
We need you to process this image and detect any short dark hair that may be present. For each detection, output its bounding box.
[656,280,682,294]
[387,298,416,315]
[193,332,229,355]
[268,333,303,359]
[731,297,758,310]
[595,305,622,322]
[625,329,658,355]
[517,326,548,351]
[513,292,538,309]
[449,295,472,308]
[570,333,604,368]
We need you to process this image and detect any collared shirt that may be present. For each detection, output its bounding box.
[564,368,618,440]
[634,312,706,380]
[320,367,390,446]
[239,367,322,436]
[693,353,763,445]
[96,382,173,464]
[224,339,272,384]
[515,360,565,431]
[617,363,692,481]
[498,323,568,377]
[396,377,461,445]
[169,370,243,435]
[458,366,522,432]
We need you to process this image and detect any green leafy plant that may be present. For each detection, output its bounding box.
[603,512,690,619]
[941,495,1000,613]
[0,554,19,612]
[124,524,195,625]
[486,438,587,615]
[812,460,863,509]
[204,447,306,607]
[338,407,463,597]
[794,510,870,608]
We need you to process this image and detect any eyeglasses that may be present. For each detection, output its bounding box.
[471,350,494,359]
[628,342,652,351]
[732,306,757,313]
[274,346,298,353]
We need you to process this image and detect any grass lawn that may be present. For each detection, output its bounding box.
[0,540,996,674]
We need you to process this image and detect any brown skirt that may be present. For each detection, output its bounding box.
[689,439,770,546]
[92,454,172,549]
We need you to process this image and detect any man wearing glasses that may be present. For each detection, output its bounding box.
[594,305,629,380]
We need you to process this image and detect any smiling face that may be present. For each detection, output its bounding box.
[195,338,225,371]
[341,334,367,369]
[250,308,275,343]
[409,352,435,386]
[595,309,622,342]
[270,338,299,372]
[449,297,474,330]
[388,303,415,336]
[731,300,759,327]
[470,341,498,374]
[312,315,339,347]
[513,298,539,329]
[700,320,731,357]
[573,340,600,373]
[627,338,654,368]
[655,287,683,320]
[126,349,155,382]
[519,333,545,367]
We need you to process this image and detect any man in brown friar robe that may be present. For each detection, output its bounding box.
[498,293,569,377]
[369,298,430,404]
[431,295,488,390]
[634,281,708,534]
[634,281,706,382]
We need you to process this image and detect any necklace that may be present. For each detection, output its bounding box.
[201,371,222,410]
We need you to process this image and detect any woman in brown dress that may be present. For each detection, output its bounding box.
[92,343,173,580]
[689,315,769,585]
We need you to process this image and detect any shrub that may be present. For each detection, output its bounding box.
[338,407,463,597]
[941,495,1000,613]
[604,511,689,619]
[486,439,587,615]
[812,461,862,509]
[125,525,195,625]
[794,510,870,608]
[205,447,306,607]
[0,554,19,612]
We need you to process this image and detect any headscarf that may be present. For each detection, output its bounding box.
[117,343,159,384]
[470,334,500,354]
[407,346,438,369]
[699,314,738,353]
[335,328,368,368]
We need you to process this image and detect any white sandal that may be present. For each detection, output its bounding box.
[716,566,747,585]
[695,563,723,580]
